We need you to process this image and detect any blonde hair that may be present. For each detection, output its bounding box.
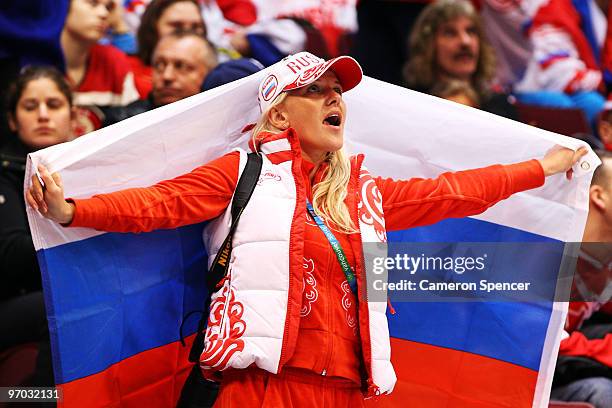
[252,93,357,233]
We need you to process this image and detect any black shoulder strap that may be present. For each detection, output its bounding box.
[230,153,263,220]
[205,152,262,292]
[186,151,262,362]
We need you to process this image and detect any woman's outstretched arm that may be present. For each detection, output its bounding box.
[27,152,240,233]
[378,147,587,231]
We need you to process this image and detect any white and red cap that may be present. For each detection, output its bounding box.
[258,52,363,112]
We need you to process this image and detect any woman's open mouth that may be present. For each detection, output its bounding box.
[323,113,342,127]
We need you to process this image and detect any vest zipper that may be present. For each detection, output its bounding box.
[352,156,376,389]
[320,249,335,376]
[277,143,303,371]
[320,328,335,376]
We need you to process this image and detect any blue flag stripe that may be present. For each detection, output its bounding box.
[387,218,558,371]
[39,223,208,384]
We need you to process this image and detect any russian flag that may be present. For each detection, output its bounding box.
[26,71,597,407]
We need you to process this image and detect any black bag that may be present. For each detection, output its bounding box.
[176,152,262,408]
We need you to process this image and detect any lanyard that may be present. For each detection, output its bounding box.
[306,200,357,294]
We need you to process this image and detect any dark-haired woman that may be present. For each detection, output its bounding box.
[0,66,73,371]
[131,0,206,96]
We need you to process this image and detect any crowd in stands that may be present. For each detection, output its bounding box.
[0,1,610,407]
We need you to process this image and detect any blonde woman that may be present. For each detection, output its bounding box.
[28,52,586,407]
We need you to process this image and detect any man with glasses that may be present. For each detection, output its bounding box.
[102,30,217,125]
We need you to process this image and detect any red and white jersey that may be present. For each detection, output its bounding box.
[516,0,612,94]
[251,0,357,55]
[203,2,306,62]
[560,301,612,367]
[251,0,356,32]
[72,44,141,107]
[480,0,543,86]
[70,44,141,137]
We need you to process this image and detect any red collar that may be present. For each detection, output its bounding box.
[301,158,330,200]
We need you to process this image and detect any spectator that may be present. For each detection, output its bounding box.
[139,0,206,61]
[404,0,517,120]
[102,30,217,125]
[431,79,479,107]
[133,0,315,72]
[598,107,612,150]
[514,0,608,126]
[225,17,328,66]
[0,66,74,388]
[61,0,142,135]
[551,150,612,408]
[201,57,262,91]
[134,0,206,97]
[1,66,73,300]
[104,0,138,55]
[124,0,255,36]
[480,0,535,88]
[0,0,70,146]
[249,0,355,57]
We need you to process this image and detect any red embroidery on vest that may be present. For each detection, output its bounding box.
[341,280,357,336]
[201,279,246,370]
[301,258,318,317]
[358,170,387,242]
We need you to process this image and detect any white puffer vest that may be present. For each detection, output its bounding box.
[200,130,396,396]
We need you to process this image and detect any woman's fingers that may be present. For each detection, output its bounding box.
[28,165,62,216]
[51,172,63,189]
[567,148,583,180]
[25,189,38,211]
[29,174,47,212]
[30,174,44,203]
[565,147,588,179]
[573,147,588,164]
[38,165,58,192]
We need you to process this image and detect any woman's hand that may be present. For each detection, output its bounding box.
[539,146,589,179]
[108,0,129,34]
[230,31,251,56]
[26,165,75,224]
